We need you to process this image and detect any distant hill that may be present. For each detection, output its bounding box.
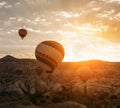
[0,55,120,71]
[0,55,36,62]
[0,55,120,80]
[0,55,18,62]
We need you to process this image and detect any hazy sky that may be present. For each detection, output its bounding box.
[0,0,120,61]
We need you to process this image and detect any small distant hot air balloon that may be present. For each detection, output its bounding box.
[35,40,65,73]
[18,29,27,39]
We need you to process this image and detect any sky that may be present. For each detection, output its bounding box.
[0,0,120,62]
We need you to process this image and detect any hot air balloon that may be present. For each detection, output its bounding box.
[18,29,27,39]
[35,40,65,73]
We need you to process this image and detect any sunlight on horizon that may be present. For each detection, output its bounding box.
[0,0,120,62]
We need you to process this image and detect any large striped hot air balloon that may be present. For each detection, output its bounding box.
[35,40,65,73]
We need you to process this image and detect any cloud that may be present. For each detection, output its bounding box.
[0,1,6,7]
[0,0,120,61]
[100,0,120,4]
[63,35,120,61]
[114,12,120,21]
[0,1,12,9]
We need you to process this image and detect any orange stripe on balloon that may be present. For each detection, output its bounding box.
[35,54,55,71]
[42,41,64,57]
[36,50,58,67]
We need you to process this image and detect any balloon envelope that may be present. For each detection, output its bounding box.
[18,29,27,39]
[35,41,65,73]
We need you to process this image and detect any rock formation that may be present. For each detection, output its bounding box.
[0,55,120,108]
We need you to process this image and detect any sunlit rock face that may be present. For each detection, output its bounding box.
[0,55,120,108]
[0,55,51,96]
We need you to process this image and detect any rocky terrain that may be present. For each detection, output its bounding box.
[0,55,120,108]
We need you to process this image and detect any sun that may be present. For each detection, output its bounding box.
[61,22,119,62]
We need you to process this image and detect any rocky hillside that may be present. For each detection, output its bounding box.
[0,55,120,108]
